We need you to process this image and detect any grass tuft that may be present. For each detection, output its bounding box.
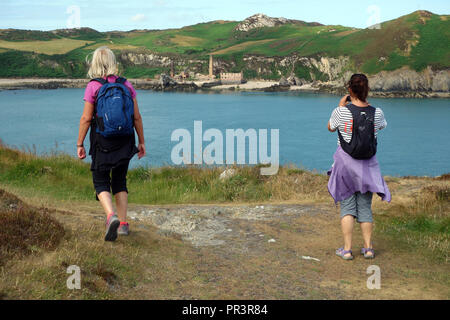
[0,189,65,266]
[376,184,450,262]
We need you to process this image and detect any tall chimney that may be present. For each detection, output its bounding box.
[209,54,213,77]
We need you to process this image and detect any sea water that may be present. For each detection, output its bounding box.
[0,88,449,176]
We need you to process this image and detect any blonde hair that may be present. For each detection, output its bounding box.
[86,46,118,78]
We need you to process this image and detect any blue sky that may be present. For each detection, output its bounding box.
[1,0,449,31]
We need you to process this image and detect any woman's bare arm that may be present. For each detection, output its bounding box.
[133,98,146,158]
[77,101,94,158]
[327,121,336,132]
[339,95,350,107]
[133,98,144,144]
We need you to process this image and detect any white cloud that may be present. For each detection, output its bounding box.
[131,14,146,22]
[152,0,167,7]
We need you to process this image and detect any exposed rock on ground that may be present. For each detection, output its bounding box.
[219,168,237,180]
[127,203,323,247]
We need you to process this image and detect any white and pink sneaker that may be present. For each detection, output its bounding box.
[104,213,120,241]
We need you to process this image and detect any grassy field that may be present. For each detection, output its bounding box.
[84,42,141,51]
[211,39,277,55]
[0,143,448,299]
[0,38,94,55]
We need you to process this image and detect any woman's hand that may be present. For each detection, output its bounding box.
[138,143,146,159]
[77,146,86,159]
[339,95,350,107]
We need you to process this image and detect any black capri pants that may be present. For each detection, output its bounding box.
[92,161,130,197]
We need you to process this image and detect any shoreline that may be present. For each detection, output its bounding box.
[0,78,449,99]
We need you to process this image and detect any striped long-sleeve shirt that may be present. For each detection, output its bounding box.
[329,105,387,146]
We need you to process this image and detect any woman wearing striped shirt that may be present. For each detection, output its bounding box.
[327,74,391,260]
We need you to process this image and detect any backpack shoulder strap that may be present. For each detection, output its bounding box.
[337,126,349,147]
[115,77,127,84]
[115,77,133,98]
[367,105,376,117]
[90,78,107,85]
[89,78,107,118]
[345,104,376,121]
[345,104,359,118]
[336,105,352,147]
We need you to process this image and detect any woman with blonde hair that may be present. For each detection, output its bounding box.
[77,46,146,241]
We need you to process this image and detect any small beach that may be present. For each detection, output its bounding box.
[1,78,449,98]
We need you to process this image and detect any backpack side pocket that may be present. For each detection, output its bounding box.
[96,116,105,132]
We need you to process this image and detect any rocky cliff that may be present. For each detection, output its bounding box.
[118,50,450,95]
[119,51,206,74]
[368,67,450,92]
[119,51,350,81]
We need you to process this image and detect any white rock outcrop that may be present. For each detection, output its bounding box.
[235,14,291,32]
[219,168,237,180]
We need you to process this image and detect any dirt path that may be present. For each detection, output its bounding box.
[112,202,448,299]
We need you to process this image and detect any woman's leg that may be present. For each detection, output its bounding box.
[111,162,130,223]
[357,192,374,256]
[93,168,121,241]
[361,222,373,249]
[98,191,115,215]
[114,192,128,222]
[339,193,357,258]
[93,169,115,216]
[341,215,354,255]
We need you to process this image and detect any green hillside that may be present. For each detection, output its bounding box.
[0,10,448,79]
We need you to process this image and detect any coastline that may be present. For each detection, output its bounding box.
[1,78,449,98]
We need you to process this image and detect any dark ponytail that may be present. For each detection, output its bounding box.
[348,74,369,102]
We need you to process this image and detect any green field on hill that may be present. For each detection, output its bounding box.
[0,11,448,78]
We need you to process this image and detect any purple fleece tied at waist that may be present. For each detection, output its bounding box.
[327,146,391,203]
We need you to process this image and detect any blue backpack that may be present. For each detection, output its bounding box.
[92,77,134,138]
